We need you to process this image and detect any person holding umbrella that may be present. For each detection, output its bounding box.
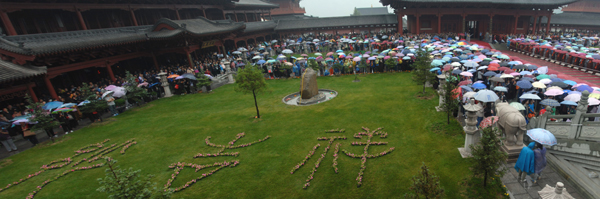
[514,142,536,183]
[104,91,118,116]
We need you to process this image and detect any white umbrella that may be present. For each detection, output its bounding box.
[252,55,261,60]
[520,93,542,100]
[282,49,294,54]
[232,51,242,55]
[112,87,127,98]
[564,94,581,102]
[474,90,499,102]
[102,91,114,99]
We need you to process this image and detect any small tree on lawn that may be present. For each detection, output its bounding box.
[235,66,268,118]
[440,79,460,124]
[384,57,397,72]
[307,59,319,71]
[405,162,445,199]
[195,73,212,92]
[97,158,172,199]
[25,95,60,133]
[123,71,149,104]
[412,50,436,94]
[469,123,508,187]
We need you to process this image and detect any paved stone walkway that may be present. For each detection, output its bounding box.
[501,162,584,199]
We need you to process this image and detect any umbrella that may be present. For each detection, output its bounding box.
[516,80,532,89]
[175,76,184,80]
[564,94,581,102]
[474,90,499,102]
[479,116,499,128]
[460,71,472,77]
[181,73,196,80]
[353,57,361,62]
[472,83,487,89]
[105,85,117,91]
[464,61,478,68]
[589,98,600,106]
[430,67,441,72]
[539,79,552,84]
[575,85,593,93]
[544,89,564,96]
[536,74,550,80]
[137,82,149,87]
[493,86,508,92]
[460,85,473,92]
[52,108,74,114]
[532,82,547,89]
[42,101,64,110]
[167,74,180,78]
[458,80,472,86]
[540,99,561,107]
[59,103,77,108]
[520,93,541,100]
[549,81,569,89]
[452,69,462,75]
[527,128,557,146]
[484,71,497,77]
[563,80,577,86]
[232,51,242,55]
[282,49,294,54]
[560,100,578,106]
[78,100,90,106]
[500,74,514,79]
[257,60,266,65]
[509,102,526,110]
[112,87,127,98]
[490,77,504,82]
[521,77,535,82]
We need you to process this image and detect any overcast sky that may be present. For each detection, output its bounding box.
[300,0,393,17]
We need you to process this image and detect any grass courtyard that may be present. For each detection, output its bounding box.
[0,73,469,198]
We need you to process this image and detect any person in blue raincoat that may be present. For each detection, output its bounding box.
[515,142,536,182]
[292,61,300,77]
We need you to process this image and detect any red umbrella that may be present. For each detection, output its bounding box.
[480,116,499,128]
[458,80,472,86]
[487,65,499,71]
[442,65,453,72]
[498,67,510,72]
[488,63,500,68]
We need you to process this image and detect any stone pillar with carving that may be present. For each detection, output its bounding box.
[435,74,446,112]
[223,60,235,84]
[158,72,173,98]
[569,90,589,139]
[458,99,483,158]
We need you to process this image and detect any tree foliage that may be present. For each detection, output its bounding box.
[440,79,460,124]
[405,162,445,199]
[469,124,508,187]
[195,73,212,90]
[412,50,436,94]
[384,58,397,72]
[78,83,107,115]
[97,158,172,199]
[123,71,149,104]
[235,66,268,118]
[25,95,60,131]
[307,59,319,71]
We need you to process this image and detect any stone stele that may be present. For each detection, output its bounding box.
[300,68,318,99]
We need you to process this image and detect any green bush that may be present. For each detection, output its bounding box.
[97,158,172,199]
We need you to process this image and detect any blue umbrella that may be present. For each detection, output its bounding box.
[575,85,593,93]
[78,100,90,106]
[526,128,557,146]
[336,50,344,53]
[521,77,535,82]
[257,60,266,65]
[42,101,63,110]
[517,80,533,89]
[483,71,497,77]
[474,90,499,102]
[472,83,487,89]
[563,80,577,86]
[560,100,578,106]
[460,86,473,92]
[540,99,561,107]
[430,67,441,72]
[550,78,564,82]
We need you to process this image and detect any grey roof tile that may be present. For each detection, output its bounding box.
[275,14,398,31]
[0,59,46,83]
[243,21,278,33]
[234,0,279,8]
[355,7,390,16]
[542,12,600,27]
[383,0,577,6]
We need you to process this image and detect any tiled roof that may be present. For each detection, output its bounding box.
[275,15,398,31]
[234,0,279,8]
[148,18,245,39]
[382,0,578,6]
[0,60,46,83]
[355,7,390,16]
[542,12,600,27]
[243,21,278,33]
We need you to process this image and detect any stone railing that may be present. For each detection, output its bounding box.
[528,91,600,199]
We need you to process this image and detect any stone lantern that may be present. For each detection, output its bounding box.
[157,71,173,98]
[458,99,483,158]
[223,60,235,84]
[435,74,446,112]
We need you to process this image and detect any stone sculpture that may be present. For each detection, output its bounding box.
[496,102,527,146]
[300,68,318,99]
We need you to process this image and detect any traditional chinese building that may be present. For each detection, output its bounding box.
[541,0,600,33]
[266,0,306,19]
[381,0,578,35]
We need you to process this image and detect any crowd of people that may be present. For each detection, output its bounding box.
[1,30,600,154]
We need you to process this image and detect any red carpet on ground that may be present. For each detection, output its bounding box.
[469,40,492,49]
[499,50,600,88]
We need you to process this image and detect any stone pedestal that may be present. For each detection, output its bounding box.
[158,72,172,98]
[501,144,525,163]
[300,68,318,99]
[459,100,483,158]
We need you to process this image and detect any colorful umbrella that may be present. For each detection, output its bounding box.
[527,128,557,146]
[479,116,499,128]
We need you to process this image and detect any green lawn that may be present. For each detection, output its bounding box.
[0,73,469,198]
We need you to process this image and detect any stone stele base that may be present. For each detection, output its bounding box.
[502,143,525,163]
[458,147,472,158]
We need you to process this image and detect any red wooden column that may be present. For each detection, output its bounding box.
[438,14,442,34]
[27,84,39,102]
[462,14,466,33]
[244,12,249,22]
[222,9,226,20]
[397,12,403,35]
[514,15,519,34]
[186,52,194,68]
[201,9,206,18]
[546,15,552,35]
[130,9,138,26]
[0,9,17,36]
[44,76,58,100]
[75,8,87,30]
[532,15,538,34]
[152,53,160,71]
[106,64,116,82]
[234,12,239,22]
[269,10,272,20]
[175,9,181,20]
[416,14,421,34]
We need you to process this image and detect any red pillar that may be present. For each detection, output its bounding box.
[234,12,239,22]
[269,10,272,20]
[546,15,551,35]
[27,84,38,102]
[438,14,442,34]
[514,15,519,34]
[222,10,226,20]
[76,9,87,30]
[186,52,194,68]
[532,15,538,34]
[106,64,116,82]
[175,9,181,20]
[0,9,17,36]
[416,15,420,34]
[244,13,249,22]
[397,12,403,35]
[44,76,58,100]
[201,9,206,18]
[152,53,160,71]
[130,9,138,26]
